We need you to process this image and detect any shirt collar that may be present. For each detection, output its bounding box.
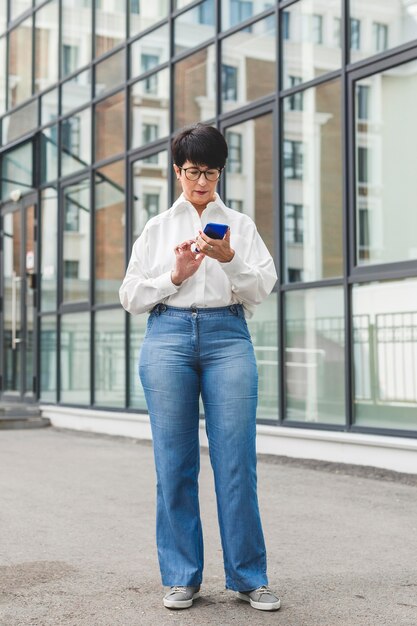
[171,192,229,216]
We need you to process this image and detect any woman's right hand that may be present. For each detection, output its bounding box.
[171,240,205,286]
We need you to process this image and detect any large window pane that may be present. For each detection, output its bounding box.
[130,68,169,150]
[60,312,90,404]
[283,79,343,283]
[174,0,215,55]
[0,1,6,35]
[62,178,90,303]
[35,0,59,93]
[353,279,417,431]
[8,17,33,107]
[41,87,59,125]
[285,287,345,425]
[132,150,169,238]
[129,1,169,38]
[62,69,92,115]
[130,24,169,79]
[0,36,6,115]
[2,99,38,145]
[61,0,92,78]
[355,61,417,266]
[221,16,275,113]
[350,2,417,63]
[1,142,33,199]
[10,0,31,21]
[40,125,58,184]
[129,315,147,409]
[61,107,91,177]
[40,187,58,312]
[247,293,278,420]
[174,45,215,129]
[224,113,274,256]
[222,0,274,31]
[94,309,125,407]
[282,0,341,88]
[95,91,125,161]
[95,49,125,97]
[94,160,125,305]
[40,316,57,402]
[95,1,126,58]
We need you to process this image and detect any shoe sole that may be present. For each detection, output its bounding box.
[237,592,281,611]
[163,591,200,609]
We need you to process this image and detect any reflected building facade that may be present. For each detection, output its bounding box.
[1,0,417,445]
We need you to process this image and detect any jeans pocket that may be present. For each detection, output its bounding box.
[144,312,156,337]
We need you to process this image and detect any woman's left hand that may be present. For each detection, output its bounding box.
[196,229,235,263]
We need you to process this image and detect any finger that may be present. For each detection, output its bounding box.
[224,228,231,242]
[197,230,212,245]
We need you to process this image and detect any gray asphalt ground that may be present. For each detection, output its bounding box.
[1,427,417,626]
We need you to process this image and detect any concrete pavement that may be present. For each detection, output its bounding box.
[0,427,417,626]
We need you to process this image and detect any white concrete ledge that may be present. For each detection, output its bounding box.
[40,405,417,475]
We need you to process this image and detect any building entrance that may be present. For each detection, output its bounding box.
[1,194,38,403]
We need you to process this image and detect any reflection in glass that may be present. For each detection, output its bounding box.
[95,309,125,407]
[41,187,58,312]
[225,114,274,255]
[95,49,125,96]
[174,0,215,55]
[282,0,341,87]
[350,1,417,63]
[41,87,59,125]
[61,0,92,78]
[95,91,125,161]
[283,79,343,283]
[174,45,215,129]
[40,316,57,402]
[61,107,91,177]
[10,0,31,21]
[35,0,59,93]
[1,142,33,198]
[2,100,38,144]
[95,160,125,305]
[129,315,148,409]
[285,287,345,424]
[2,212,22,393]
[60,312,90,404]
[132,151,168,238]
[130,24,169,79]
[221,16,275,113]
[25,203,36,397]
[40,125,58,184]
[0,36,6,115]
[247,293,278,420]
[353,280,417,430]
[129,0,169,38]
[8,18,33,107]
[62,69,92,115]
[222,0,274,31]
[63,178,90,303]
[355,62,417,266]
[95,1,126,58]
[130,68,169,150]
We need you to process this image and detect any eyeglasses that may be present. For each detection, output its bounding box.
[177,166,222,181]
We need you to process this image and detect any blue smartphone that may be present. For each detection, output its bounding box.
[195,222,229,252]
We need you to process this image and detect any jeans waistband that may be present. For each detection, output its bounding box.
[151,303,244,318]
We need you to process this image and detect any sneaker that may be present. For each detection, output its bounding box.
[237,585,281,611]
[163,585,201,609]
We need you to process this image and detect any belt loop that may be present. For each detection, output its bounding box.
[229,304,237,316]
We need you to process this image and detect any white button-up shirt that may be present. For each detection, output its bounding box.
[119,193,277,318]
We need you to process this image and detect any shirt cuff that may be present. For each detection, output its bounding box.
[219,250,248,278]
[154,270,180,295]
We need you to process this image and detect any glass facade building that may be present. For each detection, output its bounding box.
[1,0,417,440]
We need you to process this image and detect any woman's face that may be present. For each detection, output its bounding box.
[173,160,219,211]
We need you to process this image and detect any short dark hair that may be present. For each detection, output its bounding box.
[171,123,228,169]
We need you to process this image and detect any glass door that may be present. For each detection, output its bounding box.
[1,195,38,402]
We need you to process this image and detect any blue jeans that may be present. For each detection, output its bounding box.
[139,304,268,592]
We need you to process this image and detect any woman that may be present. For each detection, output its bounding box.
[119,124,280,612]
